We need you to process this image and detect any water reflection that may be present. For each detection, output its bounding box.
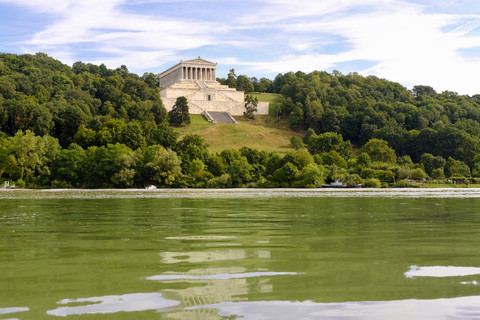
[152,237,299,320]
[148,271,299,281]
[150,267,287,306]
[193,296,480,320]
[405,265,480,278]
[46,292,179,316]
[0,307,29,316]
[161,250,247,264]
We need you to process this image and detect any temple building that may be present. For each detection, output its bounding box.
[159,57,268,116]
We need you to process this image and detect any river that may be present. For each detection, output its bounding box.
[1,188,480,319]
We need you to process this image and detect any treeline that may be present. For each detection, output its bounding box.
[0,52,167,148]
[2,53,480,188]
[267,71,480,166]
[220,69,480,166]
[2,129,479,189]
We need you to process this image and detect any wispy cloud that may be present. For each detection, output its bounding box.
[1,0,480,94]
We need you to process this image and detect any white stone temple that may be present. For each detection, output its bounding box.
[159,57,268,116]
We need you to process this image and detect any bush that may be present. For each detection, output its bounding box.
[290,136,304,150]
[14,179,26,188]
[391,180,418,188]
[363,178,381,188]
[206,174,231,188]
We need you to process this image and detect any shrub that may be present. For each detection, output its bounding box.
[206,174,231,188]
[363,178,381,188]
[290,136,304,150]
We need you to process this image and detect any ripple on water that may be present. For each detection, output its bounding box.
[405,265,480,278]
[46,293,179,316]
[0,307,29,315]
[189,296,480,320]
[147,271,301,281]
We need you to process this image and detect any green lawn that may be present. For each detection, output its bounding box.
[174,114,303,154]
[249,92,283,116]
[173,92,303,154]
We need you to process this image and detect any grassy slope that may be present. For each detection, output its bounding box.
[248,92,283,116]
[174,93,303,154]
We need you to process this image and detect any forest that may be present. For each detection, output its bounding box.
[1,52,480,188]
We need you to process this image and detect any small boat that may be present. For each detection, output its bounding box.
[321,179,362,188]
[145,185,157,190]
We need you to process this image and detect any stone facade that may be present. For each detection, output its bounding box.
[159,57,268,116]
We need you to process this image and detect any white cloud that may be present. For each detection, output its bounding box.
[2,0,480,94]
[231,0,480,94]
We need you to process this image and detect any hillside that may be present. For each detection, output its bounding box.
[3,52,480,189]
[174,113,303,154]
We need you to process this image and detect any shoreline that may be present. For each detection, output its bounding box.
[1,187,480,199]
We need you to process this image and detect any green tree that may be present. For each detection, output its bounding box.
[226,69,237,88]
[361,139,397,164]
[272,162,298,186]
[308,132,352,158]
[431,168,445,179]
[168,96,190,126]
[298,163,326,187]
[1,130,45,184]
[411,168,427,180]
[243,94,258,119]
[290,136,304,150]
[444,157,470,178]
[138,145,182,186]
[51,144,86,187]
[227,157,252,187]
[282,149,314,170]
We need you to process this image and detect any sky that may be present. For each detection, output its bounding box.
[1,0,480,95]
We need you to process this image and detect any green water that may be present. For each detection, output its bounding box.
[2,189,480,319]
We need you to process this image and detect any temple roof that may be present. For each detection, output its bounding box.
[180,57,217,66]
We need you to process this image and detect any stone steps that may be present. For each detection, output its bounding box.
[203,111,238,124]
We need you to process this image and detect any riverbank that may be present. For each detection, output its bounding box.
[2,187,480,199]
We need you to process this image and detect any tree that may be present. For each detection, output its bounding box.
[226,69,237,88]
[290,136,304,150]
[243,94,258,119]
[1,130,46,184]
[411,168,427,180]
[308,132,352,158]
[138,145,182,186]
[361,139,397,164]
[298,163,326,187]
[227,157,253,187]
[444,157,470,178]
[282,149,314,170]
[168,96,190,126]
[236,75,254,92]
[272,162,298,186]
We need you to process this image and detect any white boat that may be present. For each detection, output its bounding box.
[321,179,362,188]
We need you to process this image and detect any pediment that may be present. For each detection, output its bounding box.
[181,57,216,66]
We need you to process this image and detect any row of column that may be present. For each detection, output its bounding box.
[182,67,215,81]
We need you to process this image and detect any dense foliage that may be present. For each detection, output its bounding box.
[2,53,480,188]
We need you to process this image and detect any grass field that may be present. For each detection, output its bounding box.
[174,114,303,154]
[249,92,283,116]
[174,92,303,154]
[171,93,305,154]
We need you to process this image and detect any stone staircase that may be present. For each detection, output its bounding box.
[203,111,238,124]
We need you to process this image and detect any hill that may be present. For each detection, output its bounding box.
[174,92,302,154]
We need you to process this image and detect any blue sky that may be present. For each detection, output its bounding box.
[1,0,480,94]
